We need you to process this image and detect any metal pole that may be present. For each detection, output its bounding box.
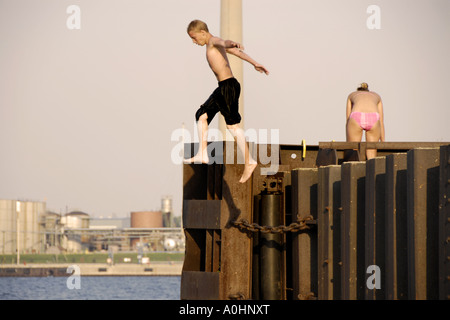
[16,201,20,265]
[252,195,261,299]
[220,0,243,138]
[260,193,283,300]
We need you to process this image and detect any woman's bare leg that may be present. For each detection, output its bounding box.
[365,121,382,160]
[346,117,364,160]
[346,117,364,142]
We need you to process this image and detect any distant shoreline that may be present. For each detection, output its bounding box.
[0,262,183,277]
[0,252,185,265]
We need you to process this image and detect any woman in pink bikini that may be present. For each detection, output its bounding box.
[346,83,385,160]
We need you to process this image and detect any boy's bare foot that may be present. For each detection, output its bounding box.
[239,163,257,183]
[183,154,209,164]
[184,153,209,164]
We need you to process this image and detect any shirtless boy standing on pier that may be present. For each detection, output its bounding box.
[185,20,269,183]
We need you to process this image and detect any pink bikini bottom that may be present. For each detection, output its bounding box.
[349,112,380,131]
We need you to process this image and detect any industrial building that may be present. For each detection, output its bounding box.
[0,197,184,255]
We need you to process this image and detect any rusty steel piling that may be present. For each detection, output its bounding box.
[439,145,450,300]
[181,141,450,300]
[365,157,386,300]
[385,153,408,299]
[317,165,341,300]
[407,148,440,299]
[291,168,318,300]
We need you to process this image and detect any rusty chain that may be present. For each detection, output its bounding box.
[231,215,315,234]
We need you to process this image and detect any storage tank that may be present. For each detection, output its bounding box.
[0,200,45,254]
[63,211,89,229]
[63,211,90,253]
[161,196,172,213]
[130,211,163,249]
[130,211,163,228]
[161,196,172,227]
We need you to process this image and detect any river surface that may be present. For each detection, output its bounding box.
[0,276,180,300]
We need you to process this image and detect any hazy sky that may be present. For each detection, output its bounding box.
[1,0,449,218]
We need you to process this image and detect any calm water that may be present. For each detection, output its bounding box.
[0,276,180,300]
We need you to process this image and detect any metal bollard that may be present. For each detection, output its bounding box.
[252,195,261,300]
[259,192,284,300]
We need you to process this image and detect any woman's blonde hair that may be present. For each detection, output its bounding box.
[357,82,369,91]
[187,20,209,33]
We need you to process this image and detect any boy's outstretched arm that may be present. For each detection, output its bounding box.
[210,36,269,75]
[211,37,243,51]
[227,46,269,75]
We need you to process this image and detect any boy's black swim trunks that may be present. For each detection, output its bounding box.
[195,77,241,125]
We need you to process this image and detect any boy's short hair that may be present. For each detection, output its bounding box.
[187,20,209,33]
